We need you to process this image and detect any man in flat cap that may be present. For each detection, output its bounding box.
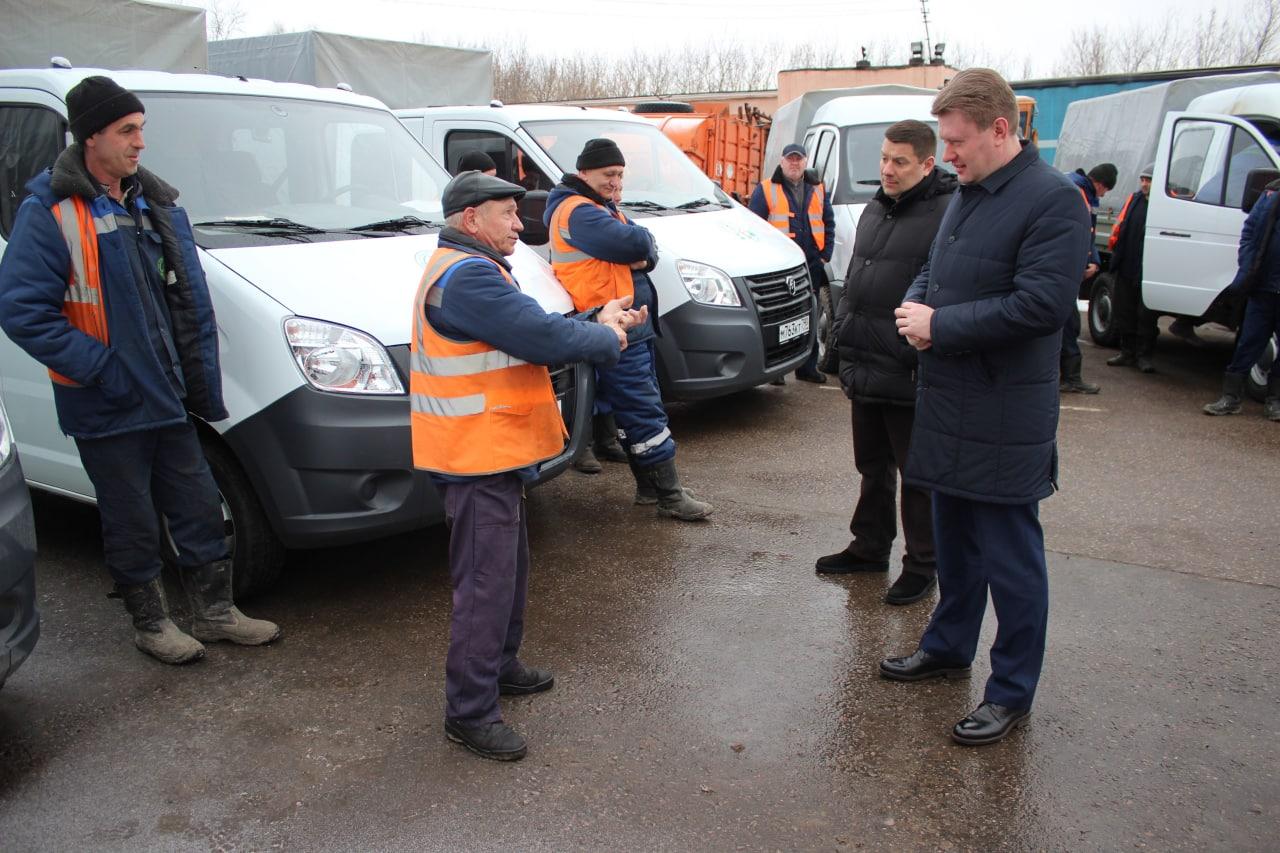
[545,139,712,520]
[413,169,645,760]
[0,75,280,665]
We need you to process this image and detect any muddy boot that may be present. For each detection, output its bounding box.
[592,413,628,463]
[1203,372,1245,416]
[1060,354,1100,394]
[1106,337,1138,368]
[643,459,713,521]
[1264,374,1280,421]
[116,577,205,665]
[571,444,602,474]
[628,458,659,505]
[181,560,282,645]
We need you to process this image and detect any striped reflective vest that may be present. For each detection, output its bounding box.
[762,179,826,253]
[48,195,112,387]
[409,248,566,475]
[1107,192,1136,252]
[547,195,634,312]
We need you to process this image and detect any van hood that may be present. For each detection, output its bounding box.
[637,205,806,278]
[204,235,573,346]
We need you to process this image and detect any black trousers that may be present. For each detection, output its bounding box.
[1112,274,1159,355]
[847,399,935,577]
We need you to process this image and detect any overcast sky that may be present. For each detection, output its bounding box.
[199,0,1264,79]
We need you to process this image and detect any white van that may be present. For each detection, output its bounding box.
[0,67,592,595]
[395,104,814,399]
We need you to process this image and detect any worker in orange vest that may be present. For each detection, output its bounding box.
[411,170,643,761]
[748,143,833,384]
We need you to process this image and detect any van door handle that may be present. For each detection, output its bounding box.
[1158,230,1191,238]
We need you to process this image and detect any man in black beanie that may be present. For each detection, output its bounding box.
[0,75,281,665]
[544,138,712,520]
[456,150,498,176]
[1060,161,1118,394]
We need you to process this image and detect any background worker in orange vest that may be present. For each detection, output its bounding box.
[544,139,713,521]
[1061,162,1117,394]
[411,170,644,761]
[748,143,834,384]
[0,75,280,666]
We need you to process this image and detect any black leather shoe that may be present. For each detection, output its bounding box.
[884,572,937,605]
[1106,352,1137,367]
[796,368,827,384]
[815,548,889,574]
[1137,356,1156,374]
[444,719,527,761]
[879,648,971,682]
[498,662,555,695]
[951,701,1031,746]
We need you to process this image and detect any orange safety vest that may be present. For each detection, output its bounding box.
[49,196,111,387]
[409,248,566,476]
[762,179,826,253]
[547,195,634,312]
[1107,192,1135,252]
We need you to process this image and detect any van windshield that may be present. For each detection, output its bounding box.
[521,119,729,210]
[836,121,951,205]
[137,92,448,234]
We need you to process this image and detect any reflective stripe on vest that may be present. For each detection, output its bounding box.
[49,196,111,387]
[762,179,825,252]
[547,194,634,312]
[408,248,566,475]
[1108,192,1135,252]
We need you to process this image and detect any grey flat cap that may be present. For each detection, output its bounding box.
[442,170,526,217]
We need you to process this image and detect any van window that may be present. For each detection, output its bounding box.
[1166,119,1229,204]
[1223,127,1274,210]
[0,105,65,239]
[836,121,948,205]
[812,129,837,185]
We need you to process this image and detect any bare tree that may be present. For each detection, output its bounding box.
[205,0,246,41]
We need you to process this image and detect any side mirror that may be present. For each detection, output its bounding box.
[1241,168,1280,213]
[517,190,549,246]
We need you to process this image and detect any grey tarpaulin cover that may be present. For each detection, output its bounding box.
[1054,70,1280,216]
[764,85,939,169]
[208,31,492,109]
[0,0,208,72]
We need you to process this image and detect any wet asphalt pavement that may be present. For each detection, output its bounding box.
[2,322,1278,851]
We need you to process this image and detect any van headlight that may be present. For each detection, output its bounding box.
[284,318,404,394]
[0,398,13,468]
[676,259,741,307]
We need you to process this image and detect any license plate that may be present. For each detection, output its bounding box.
[777,315,809,344]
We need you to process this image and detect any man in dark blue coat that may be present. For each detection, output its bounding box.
[0,76,279,665]
[1061,163,1116,394]
[883,69,1091,746]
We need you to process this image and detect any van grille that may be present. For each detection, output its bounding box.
[745,264,813,368]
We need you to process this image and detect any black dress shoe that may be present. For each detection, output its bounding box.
[444,719,528,761]
[1137,356,1156,374]
[884,571,937,605]
[951,701,1031,746]
[1106,352,1137,367]
[879,648,971,682]
[815,548,889,574]
[796,368,827,384]
[498,662,555,695]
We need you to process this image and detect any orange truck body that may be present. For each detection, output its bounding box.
[634,104,769,201]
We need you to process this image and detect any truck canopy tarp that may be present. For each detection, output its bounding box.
[1054,71,1280,216]
[0,0,207,72]
[208,31,492,109]
[765,85,938,169]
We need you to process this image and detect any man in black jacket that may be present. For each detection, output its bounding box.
[817,121,956,606]
[885,69,1090,746]
[1105,163,1159,373]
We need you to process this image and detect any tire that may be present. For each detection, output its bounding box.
[161,436,285,600]
[1088,273,1121,347]
[1245,334,1277,403]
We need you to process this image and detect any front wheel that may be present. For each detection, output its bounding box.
[1088,274,1120,347]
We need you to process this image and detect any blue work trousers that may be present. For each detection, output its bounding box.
[919,492,1049,710]
[1227,291,1280,375]
[74,419,228,585]
[595,338,676,467]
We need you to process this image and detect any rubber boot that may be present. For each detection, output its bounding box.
[1060,354,1100,394]
[181,559,282,645]
[592,413,628,463]
[116,577,206,665]
[643,459,713,521]
[628,458,659,505]
[571,443,602,474]
[1264,374,1280,421]
[1203,372,1245,416]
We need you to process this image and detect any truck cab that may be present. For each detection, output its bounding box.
[396,104,815,400]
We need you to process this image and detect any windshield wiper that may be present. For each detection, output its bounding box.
[351,215,442,232]
[618,200,671,211]
[673,197,725,210]
[193,217,326,234]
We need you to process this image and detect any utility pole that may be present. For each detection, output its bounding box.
[920,0,932,56]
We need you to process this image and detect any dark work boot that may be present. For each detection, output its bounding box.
[116,577,205,665]
[571,444,603,474]
[180,560,282,645]
[1264,374,1280,421]
[1106,338,1138,368]
[884,571,938,605]
[1203,372,1245,416]
[1060,354,1100,394]
[591,413,628,463]
[444,718,527,761]
[628,458,659,505]
[643,459,713,521]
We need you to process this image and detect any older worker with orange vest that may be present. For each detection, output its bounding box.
[412,170,642,761]
[748,143,835,383]
[0,75,280,666]
[544,138,712,521]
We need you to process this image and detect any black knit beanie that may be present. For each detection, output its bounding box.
[1087,163,1118,191]
[457,150,497,173]
[576,138,625,171]
[67,75,146,143]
